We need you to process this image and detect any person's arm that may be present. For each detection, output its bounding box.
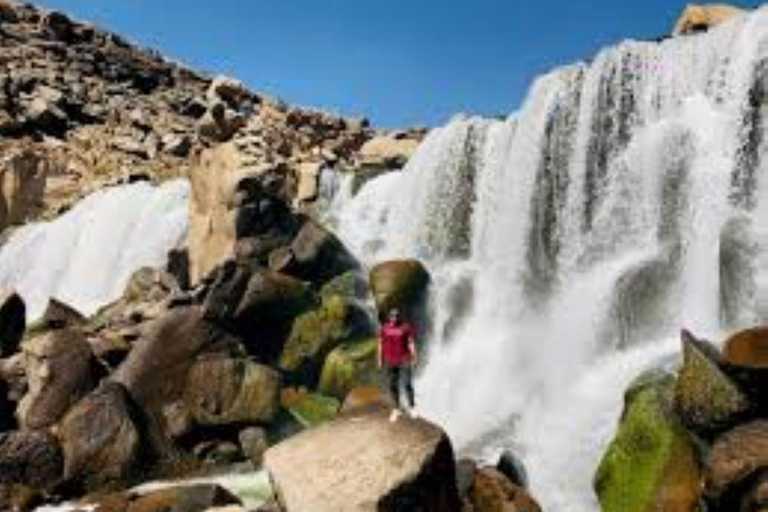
[408,327,418,367]
[377,329,383,368]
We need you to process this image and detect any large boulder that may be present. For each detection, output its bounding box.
[468,467,542,512]
[354,131,423,174]
[17,327,98,429]
[112,306,243,417]
[58,381,144,491]
[594,370,702,512]
[183,357,281,426]
[721,326,768,402]
[230,269,315,363]
[705,420,768,503]
[318,338,380,400]
[279,295,373,386]
[0,288,25,357]
[264,410,461,512]
[674,329,750,434]
[672,4,745,36]
[0,430,62,489]
[369,260,430,321]
[271,220,358,285]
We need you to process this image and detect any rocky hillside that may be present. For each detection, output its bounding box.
[0,0,423,233]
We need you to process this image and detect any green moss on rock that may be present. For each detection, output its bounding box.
[318,338,381,400]
[281,389,340,428]
[595,372,703,512]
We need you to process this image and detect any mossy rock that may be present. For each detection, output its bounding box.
[281,388,340,428]
[318,338,381,399]
[319,271,369,302]
[674,330,750,435]
[369,259,430,321]
[278,295,373,385]
[595,371,703,512]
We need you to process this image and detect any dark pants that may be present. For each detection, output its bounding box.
[386,365,415,408]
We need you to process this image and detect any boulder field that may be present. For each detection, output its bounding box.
[596,327,768,512]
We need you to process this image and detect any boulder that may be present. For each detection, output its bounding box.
[42,298,87,329]
[238,426,269,467]
[705,420,768,501]
[468,467,542,512]
[112,306,243,417]
[594,371,702,512]
[17,327,98,429]
[721,326,768,402]
[340,386,394,415]
[318,338,380,400]
[369,260,430,321]
[0,430,62,489]
[496,451,529,490]
[231,270,315,363]
[672,4,745,36]
[279,295,373,386]
[319,271,370,302]
[271,219,358,285]
[197,102,246,142]
[264,410,461,512]
[0,149,47,232]
[0,483,42,512]
[0,288,25,357]
[280,388,340,428]
[59,381,143,491]
[355,132,423,173]
[127,484,241,512]
[674,329,750,434]
[183,357,281,426]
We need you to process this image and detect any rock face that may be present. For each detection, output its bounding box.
[184,357,281,426]
[58,381,143,491]
[17,327,97,429]
[674,330,749,433]
[468,467,542,512]
[672,4,745,36]
[594,371,702,512]
[369,260,430,321]
[264,410,461,512]
[705,420,768,502]
[0,148,47,231]
[354,130,424,174]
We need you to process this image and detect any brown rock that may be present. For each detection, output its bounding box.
[469,467,542,512]
[42,298,87,329]
[127,484,241,512]
[17,327,97,429]
[706,420,768,500]
[238,427,269,467]
[112,306,243,417]
[264,410,461,512]
[673,4,745,36]
[369,259,430,321]
[184,357,281,426]
[0,149,48,232]
[0,430,62,490]
[340,386,394,414]
[59,381,143,491]
[723,327,768,368]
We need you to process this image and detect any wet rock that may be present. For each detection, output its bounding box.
[17,327,98,429]
[468,467,542,512]
[340,386,394,414]
[280,388,340,429]
[0,430,62,488]
[183,357,281,426]
[674,329,750,434]
[594,370,702,512]
[705,420,768,502]
[264,410,461,512]
[0,289,25,357]
[496,450,529,490]
[318,338,380,400]
[59,381,144,491]
[369,259,430,321]
[279,295,373,386]
[239,426,268,467]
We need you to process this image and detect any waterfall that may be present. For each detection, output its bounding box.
[0,180,189,319]
[332,8,768,512]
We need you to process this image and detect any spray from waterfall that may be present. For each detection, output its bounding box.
[332,8,768,512]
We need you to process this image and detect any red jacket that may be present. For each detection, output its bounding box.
[380,321,415,366]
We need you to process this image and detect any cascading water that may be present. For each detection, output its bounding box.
[0,179,189,319]
[332,8,768,512]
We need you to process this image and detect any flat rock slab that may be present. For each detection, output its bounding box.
[264,410,460,512]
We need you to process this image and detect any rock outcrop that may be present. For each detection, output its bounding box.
[264,410,462,512]
[672,4,745,36]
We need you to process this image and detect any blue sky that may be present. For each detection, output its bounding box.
[35,0,758,127]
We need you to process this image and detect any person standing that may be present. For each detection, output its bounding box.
[378,307,419,421]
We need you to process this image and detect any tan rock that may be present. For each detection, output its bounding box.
[294,160,323,206]
[0,149,48,231]
[672,4,745,36]
[264,410,461,512]
[356,132,422,172]
[705,419,768,499]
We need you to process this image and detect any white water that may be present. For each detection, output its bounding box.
[0,180,189,319]
[332,9,768,512]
